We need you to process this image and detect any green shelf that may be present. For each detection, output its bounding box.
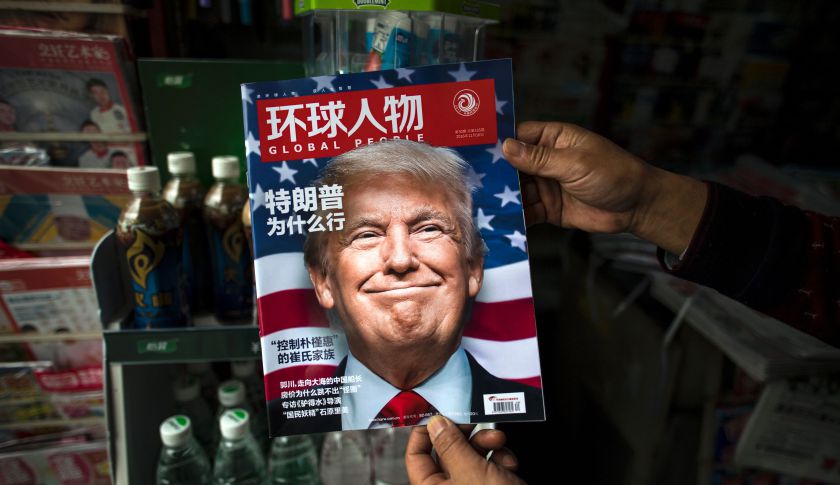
[103,326,261,365]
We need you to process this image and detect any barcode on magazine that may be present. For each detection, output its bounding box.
[483,392,526,416]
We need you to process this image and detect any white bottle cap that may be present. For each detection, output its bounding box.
[126,167,161,192]
[160,415,192,447]
[217,379,245,407]
[231,360,255,379]
[167,152,196,175]
[212,156,240,179]
[219,408,250,441]
[172,375,200,402]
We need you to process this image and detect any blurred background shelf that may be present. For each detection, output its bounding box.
[103,325,261,365]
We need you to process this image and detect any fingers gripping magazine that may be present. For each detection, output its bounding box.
[242,59,545,436]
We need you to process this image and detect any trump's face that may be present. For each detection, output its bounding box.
[309,174,483,362]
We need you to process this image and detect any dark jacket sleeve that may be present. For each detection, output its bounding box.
[657,182,840,347]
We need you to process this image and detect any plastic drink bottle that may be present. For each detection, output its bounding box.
[230,360,268,450]
[172,374,214,456]
[203,156,252,323]
[268,434,320,484]
[187,361,219,404]
[116,167,189,328]
[371,427,411,485]
[156,415,212,485]
[162,151,210,314]
[320,430,372,485]
[213,379,255,449]
[212,408,266,485]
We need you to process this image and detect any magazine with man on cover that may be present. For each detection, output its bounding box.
[242,58,545,435]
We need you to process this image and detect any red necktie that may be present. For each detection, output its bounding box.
[376,391,437,427]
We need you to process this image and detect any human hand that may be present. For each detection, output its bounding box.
[503,121,707,255]
[405,416,524,485]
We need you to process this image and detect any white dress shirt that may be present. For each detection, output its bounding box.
[341,347,473,430]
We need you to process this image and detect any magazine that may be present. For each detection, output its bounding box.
[0,28,145,168]
[242,59,545,435]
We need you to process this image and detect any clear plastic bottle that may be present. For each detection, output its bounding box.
[203,156,252,323]
[213,379,254,449]
[116,167,189,328]
[187,361,219,404]
[172,374,214,457]
[268,435,320,485]
[370,427,411,485]
[213,408,266,485]
[231,360,268,451]
[320,430,372,485]
[156,415,212,485]
[162,152,211,314]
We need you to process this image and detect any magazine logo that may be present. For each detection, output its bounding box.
[37,42,111,62]
[256,79,498,161]
[353,0,389,7]
[453,89,480,116]
[488,395,519,402]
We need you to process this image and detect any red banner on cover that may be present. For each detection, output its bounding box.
[256,79,498,161]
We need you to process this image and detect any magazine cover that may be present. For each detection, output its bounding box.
[243,59,545,435]
[0,28,145,168]
[0,166,131,250]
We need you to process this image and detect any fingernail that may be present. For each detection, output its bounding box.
[502,454,518,468]
[503,138,524,157]
[428,415,448,439]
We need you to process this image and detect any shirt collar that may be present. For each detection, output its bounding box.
[341,347,472,430]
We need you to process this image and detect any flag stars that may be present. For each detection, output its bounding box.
[241,86,254,104]
[249,184,266,210]
[396,68,415,82]
[465,166,486,190]
[244,131,260,157]
[371,76,394,89]
[272,162,298,184]
[505,231,527,252]
[495,93,507,115]
[312,75,337,92]
[448,63,477,82]
[303,158,319,167]
[486,139,505,163]
[494,185,520,207]
[475,208,495,231]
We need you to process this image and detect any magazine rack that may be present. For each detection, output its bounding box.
[90,231,261,484]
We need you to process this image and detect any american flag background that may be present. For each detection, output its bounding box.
[241,59,543,407]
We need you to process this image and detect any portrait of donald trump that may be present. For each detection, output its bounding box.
[269,139,544,434]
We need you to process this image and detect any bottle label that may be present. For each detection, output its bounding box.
[209,222,253,320]
[126,229,187,328]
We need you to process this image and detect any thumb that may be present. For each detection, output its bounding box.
[503,137,577,183]
[428,416,486,480]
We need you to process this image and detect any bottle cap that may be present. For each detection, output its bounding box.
[217,379,245,407]
[160,415,192,447]
[212,156,240,179]
[126,167,161,192]
[231,360,255,379]
[219,408,250,441]
[167,152,196,175]
[172,375,200,402]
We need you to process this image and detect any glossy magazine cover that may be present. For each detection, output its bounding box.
[242,59,545,435]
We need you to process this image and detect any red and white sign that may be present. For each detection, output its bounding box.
[256,79,497,161]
